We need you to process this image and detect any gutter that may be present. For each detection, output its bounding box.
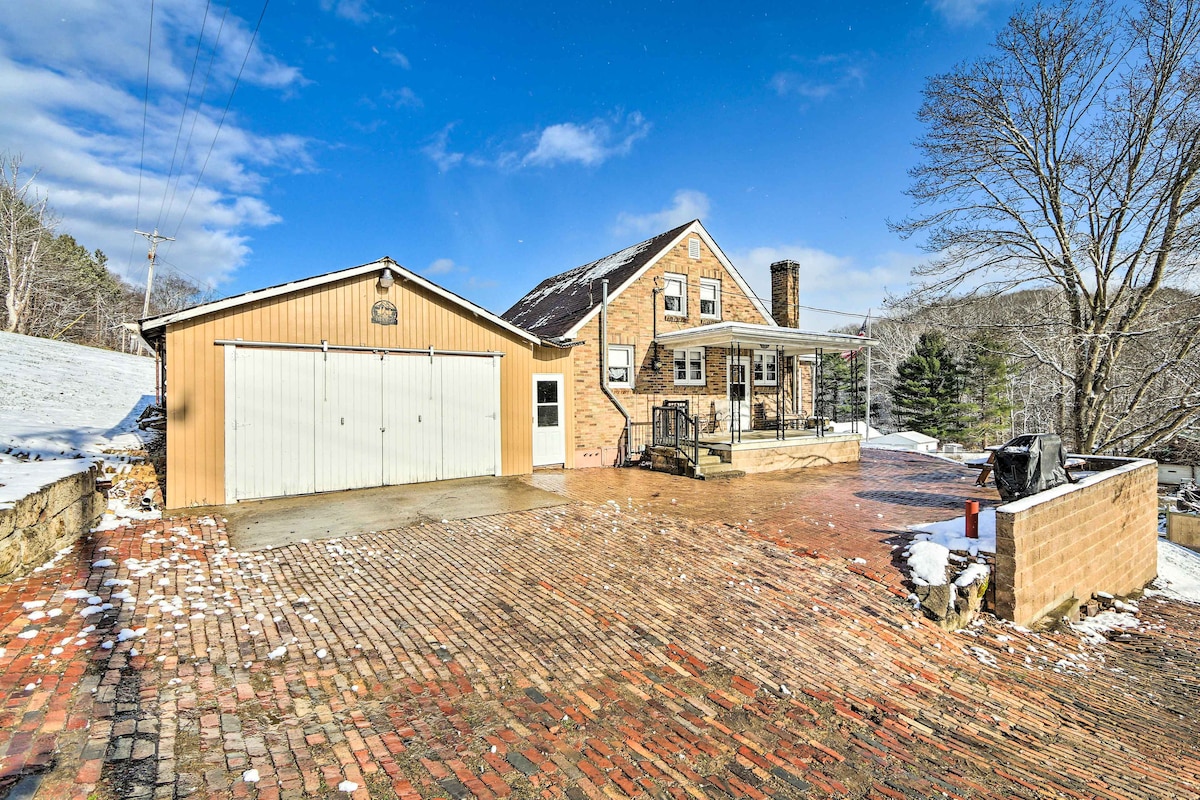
[599,279,633,465]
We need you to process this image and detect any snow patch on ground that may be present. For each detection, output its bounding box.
[1071,611,1141,644]
[0,459,96,511]
[0,331,154,463]
[906,541,950,585]
[1148,540,1200,604]
[910,508,996,555]
[0,332,155,510]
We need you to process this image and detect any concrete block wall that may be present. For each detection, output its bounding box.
[571,234,812,463]
[1167,511,1200,552]
[993,458,1158,627]
[0,465,103,583]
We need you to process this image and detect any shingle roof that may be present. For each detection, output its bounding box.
[501,221,693,338]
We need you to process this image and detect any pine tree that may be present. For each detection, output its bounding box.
[961,334,1014,448]
[890,331,965,440]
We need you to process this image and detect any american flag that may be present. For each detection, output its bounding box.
[842,317,868,359]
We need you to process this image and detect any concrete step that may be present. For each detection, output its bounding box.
[696,454,723,466]
[696,463,746,480]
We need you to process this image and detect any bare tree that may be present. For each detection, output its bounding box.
[894,0,1200,454]
[1,154,56,333]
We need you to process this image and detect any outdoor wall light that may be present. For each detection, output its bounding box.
[377,267,395,290]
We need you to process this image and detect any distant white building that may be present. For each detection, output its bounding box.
[862,430,940,453]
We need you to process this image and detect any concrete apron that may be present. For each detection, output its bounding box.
[194,476,569,551]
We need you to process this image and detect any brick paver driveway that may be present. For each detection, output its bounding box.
[1,452,1198,800]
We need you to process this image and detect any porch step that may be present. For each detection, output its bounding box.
[696,454,723,467]
[695,463,746,480]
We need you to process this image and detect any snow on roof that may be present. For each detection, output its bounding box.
[502,221,694,338]
[875,431,939,444]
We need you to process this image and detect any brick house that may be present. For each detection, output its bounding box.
[503,220,875,470]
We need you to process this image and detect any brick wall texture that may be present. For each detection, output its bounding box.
[994,461,1159,627]
[568,234,814,464]
[1167,511,1200,551]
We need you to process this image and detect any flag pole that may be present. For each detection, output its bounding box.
[864,309,872,441]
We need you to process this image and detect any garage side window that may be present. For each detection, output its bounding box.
[607,345,634,389]
[536,379,559,427]
[673,348,705,386]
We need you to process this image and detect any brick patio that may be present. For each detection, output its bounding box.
[1,452,1198,800]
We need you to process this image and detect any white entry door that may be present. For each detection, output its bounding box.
[727,356,751,432]
[532,374,566,466]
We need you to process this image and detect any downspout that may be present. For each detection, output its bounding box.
[600,279,632,465]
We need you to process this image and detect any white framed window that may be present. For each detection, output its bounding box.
[699,278,720,319]
[688,237,701,259]
[607,345,634,389]
[663,273,687,316]
[753,352,778,386]
[673,348,705,386]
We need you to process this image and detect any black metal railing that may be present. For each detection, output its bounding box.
[652,405,701,467]
[618,421,654,465]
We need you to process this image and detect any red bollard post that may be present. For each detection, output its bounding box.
[965,500,980,539]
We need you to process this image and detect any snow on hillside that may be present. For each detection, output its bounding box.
[0,331,155,462]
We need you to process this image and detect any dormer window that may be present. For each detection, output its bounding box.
[663,273,686,316]
[699,278,720,319]
[688,237,701,259]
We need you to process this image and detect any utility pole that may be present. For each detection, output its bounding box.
[134,228,174,318]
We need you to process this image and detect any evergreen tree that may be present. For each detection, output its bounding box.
[961,334,1014,448]
[889,331,966,440]
[817,352,850,422]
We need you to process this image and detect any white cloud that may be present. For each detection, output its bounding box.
[730,244,920,331]
[373,47,410,69]
[929,0,1004,26]
[422,112,651,172]
[422,125,465,171]
[425,258,458,275]
[0,0,310,288]
[319,0,378,24]
[614,190,711,236]
[382,87,422,109]
[521,112,650,167]
[771,54,867,101]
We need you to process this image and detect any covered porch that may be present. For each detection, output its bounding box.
[648,321,876,478]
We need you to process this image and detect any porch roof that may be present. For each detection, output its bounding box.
[655,321,876,356]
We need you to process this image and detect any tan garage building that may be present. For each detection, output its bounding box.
[140,258,574,509]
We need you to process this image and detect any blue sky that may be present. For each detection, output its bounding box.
[0,0,1013,331]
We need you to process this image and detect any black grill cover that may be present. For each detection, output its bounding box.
[993,434,1069,502]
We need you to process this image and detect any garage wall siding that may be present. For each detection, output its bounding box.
[164,271,572,508]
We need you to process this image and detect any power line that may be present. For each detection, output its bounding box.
[168,0,271,246]
[154,0,213,233]
[127,0,156,275]
[161,0,232,239]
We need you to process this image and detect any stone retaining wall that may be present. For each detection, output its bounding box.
[0,465,103,582]
[994,457,1158,627]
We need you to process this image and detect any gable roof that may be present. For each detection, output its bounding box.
[139,257,542,345]
[501,220,773,339]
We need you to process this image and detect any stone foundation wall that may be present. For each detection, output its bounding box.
[725,437,860,474]
[0,465,103,583]
[994,458,1158,627]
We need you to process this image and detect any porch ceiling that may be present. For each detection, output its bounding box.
[655,321,876,356]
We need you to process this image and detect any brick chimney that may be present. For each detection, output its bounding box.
[770,260,800,328]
